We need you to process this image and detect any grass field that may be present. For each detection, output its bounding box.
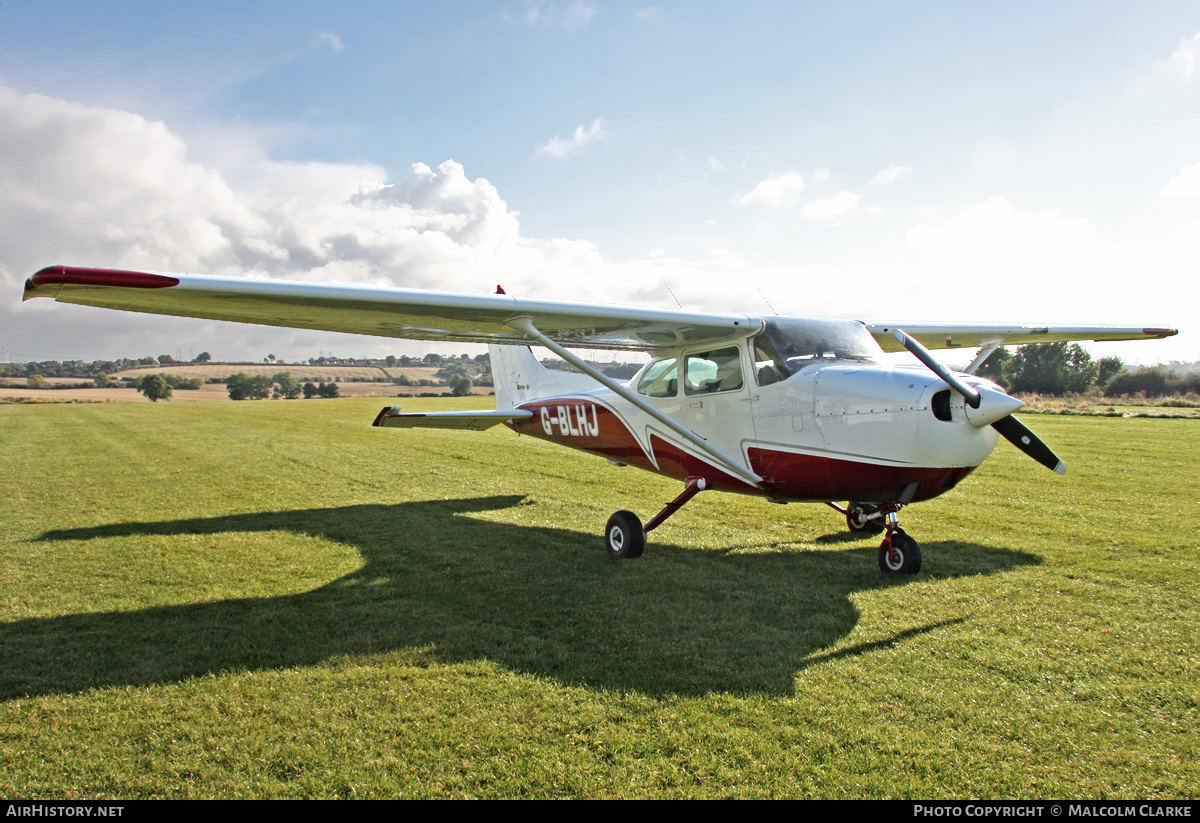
[1,398,1196,798]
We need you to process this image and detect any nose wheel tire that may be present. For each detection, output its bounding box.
[879,531,921,574]
[605,510,646,559]
[847,503,885,535]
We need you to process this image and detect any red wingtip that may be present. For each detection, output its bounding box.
[23,265,181,300]
[495,285,506,294]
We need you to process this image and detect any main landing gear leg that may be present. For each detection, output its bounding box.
[604,477,707,560]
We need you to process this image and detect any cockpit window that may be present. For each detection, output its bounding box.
[753,318,881,385]
[684,346,744,395]
[637,358,678,397]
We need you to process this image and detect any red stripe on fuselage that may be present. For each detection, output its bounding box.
[748,447,976,503]
[510,398,976,502]
[25,266,181,298]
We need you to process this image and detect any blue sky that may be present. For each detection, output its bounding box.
[2,1,1197,363]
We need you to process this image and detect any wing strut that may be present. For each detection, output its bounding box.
[504,316,764,488]
[962,340,1004,375]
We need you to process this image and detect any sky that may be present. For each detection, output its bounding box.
[1,1,1198,365]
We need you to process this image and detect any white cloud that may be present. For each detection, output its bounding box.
[525,1,596,32]
[887,197,1193,361]
[813,168,831,183]
[902,197,1110,317]
[313,32,345,52]
[1,88,811,359]
[1161,162,1200,197]
[537,118,606,158]
[733,171,806,208]
[707,157,725,172]
[4,87,1191,364]
[869,166,912,187]
[799,191,860,221]
[1163,32,1200,80]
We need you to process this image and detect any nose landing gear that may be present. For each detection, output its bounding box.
[827,500,923,575]
[878,513,922,575]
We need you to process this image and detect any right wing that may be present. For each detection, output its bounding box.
[24,266,758,353]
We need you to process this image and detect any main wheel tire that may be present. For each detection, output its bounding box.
[878,531,922,574]
[847,502,885,535]
[605,510,646,559]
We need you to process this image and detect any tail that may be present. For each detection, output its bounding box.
[488,344,595,409]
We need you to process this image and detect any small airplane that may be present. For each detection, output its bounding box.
[23,265,1177,573]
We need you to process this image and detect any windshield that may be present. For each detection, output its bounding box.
[752,318,880,384]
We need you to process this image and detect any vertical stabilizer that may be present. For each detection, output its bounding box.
[489,344,596,409]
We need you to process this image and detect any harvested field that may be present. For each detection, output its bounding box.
[1,382,490,403]
[111,364,405,382]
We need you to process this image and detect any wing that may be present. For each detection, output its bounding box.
[865,322,1177,353]
[23,266,757,353]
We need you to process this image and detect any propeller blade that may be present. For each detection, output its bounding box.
[992,415,1067,475]
[889,328,981,408]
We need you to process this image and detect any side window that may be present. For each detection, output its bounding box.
[684,346,744,395]
[754,343,783,386]
[637,358,678,398]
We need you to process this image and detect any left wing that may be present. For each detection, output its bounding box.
[24,266,757,352]
[865,322,1177,353]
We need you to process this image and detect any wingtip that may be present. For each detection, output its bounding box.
[23,265,66,300]
[23,265,180,297]
[1054,461,1067,475]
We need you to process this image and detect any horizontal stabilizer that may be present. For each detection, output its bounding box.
[373,407,533,431]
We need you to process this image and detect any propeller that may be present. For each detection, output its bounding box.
[992,415,1067,474]
[889,328,1067,475]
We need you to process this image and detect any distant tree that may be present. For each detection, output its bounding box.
[1104,367,1170,398]
[423,353,442,366]
[1063,344,1099,394]
[973,347,1011,386]
[385,355,397,367]
[163,375,203,390]
[265,354,276,363]
[193,351,212,363]
[1096,356,1124,388]
[317,382,340,398]
[138,373,172,402]
[302,381,319,399]
[448,373,473,396]
[1002,342,1098,395]
[226,372,273,400]
[138,356,156,366]
[157,354,174,365]
[93,373,111,388]
[273,372,302,399]
[26,374,45,389]
[393,373,413,386]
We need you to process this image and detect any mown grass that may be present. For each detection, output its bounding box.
[1,398,1196,798]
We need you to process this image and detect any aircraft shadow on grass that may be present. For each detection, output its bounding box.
[6,497,1039,699]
